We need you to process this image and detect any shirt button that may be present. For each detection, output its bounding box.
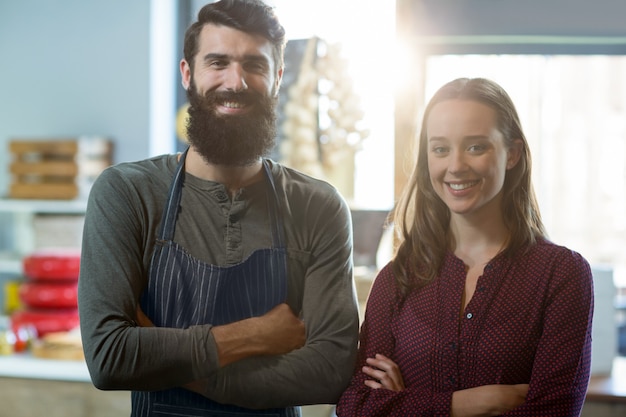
[466,313,473,319]
[215,191,228,202]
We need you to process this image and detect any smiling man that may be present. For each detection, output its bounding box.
[77,1,359,416]
[183,23,281,168]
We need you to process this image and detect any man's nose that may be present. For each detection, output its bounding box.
[223,64,248,92]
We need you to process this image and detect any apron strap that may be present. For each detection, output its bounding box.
[263,159,286,249]
[157,147,188,241]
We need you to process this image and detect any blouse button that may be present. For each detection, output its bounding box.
[466,313,473,319]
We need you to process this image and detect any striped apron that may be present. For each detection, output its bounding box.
[132,149,300,416]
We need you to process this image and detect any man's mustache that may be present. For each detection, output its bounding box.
[189,89,263,108]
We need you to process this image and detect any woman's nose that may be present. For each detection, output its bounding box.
[448,150,468,173]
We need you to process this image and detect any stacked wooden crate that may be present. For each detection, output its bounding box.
[8,137,112,199]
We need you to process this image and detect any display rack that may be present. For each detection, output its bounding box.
[0,199,87,275]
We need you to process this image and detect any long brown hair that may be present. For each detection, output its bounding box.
[391,78,546,298]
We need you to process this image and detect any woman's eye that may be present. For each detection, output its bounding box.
[468,144,486,153]
[245,62,267,73]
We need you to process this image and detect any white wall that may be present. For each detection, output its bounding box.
[0,0,153,197]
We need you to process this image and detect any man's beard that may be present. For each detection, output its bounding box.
[185,82,278,166]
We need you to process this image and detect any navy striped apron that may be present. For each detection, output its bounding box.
[132,150,300,416]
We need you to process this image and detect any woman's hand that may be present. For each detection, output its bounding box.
[451,383,529,417]
[362,353,405,392]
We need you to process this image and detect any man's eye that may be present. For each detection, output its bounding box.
[209,60,227,68]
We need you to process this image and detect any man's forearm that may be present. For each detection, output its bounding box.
[210,317,272,367]
[211,303,305,367]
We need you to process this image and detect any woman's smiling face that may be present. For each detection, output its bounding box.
[426,98,521,220]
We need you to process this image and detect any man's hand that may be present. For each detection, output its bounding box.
[362,353,405,392]
[212,303,306,367]
[136,303,305,368]
[135,303,305,397]
[254,303,306,354]
[136,306,153,327]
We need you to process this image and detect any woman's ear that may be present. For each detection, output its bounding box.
[506,139,524,170]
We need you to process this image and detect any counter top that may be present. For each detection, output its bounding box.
[0,353,91,382]
[1,352,624,399]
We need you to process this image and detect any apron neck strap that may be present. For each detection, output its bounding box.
[262,159,285,249]
[157,148,188,241]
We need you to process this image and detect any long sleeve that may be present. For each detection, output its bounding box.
[504,249,593,416]
[79,162,219,391]
[337,242,594,417]
[199,178,360,408]
[336,265,453,416]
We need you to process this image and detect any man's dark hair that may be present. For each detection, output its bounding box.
[183,0,286,71]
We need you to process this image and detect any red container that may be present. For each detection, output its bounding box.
[11,309,80,337]
[22,249,81,281]
[19,282,78,309]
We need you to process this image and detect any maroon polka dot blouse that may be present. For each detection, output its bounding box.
[337,239,593,416]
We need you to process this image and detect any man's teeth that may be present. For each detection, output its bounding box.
[449,181,477,190]
[223,101,245,109]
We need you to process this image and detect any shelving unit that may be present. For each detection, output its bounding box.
[0,198,87,275]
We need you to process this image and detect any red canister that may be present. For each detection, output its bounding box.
[22,249,81,281]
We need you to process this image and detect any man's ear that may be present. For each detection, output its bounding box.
[506,139,524,170]
[181,59,192,90]
[273,66,284,97]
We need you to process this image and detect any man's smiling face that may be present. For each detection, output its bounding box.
[180,23,283,166]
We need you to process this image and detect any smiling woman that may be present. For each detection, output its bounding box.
[336,77,594,417]
[425,54,626,293]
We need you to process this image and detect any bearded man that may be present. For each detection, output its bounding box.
[77,1,359,416]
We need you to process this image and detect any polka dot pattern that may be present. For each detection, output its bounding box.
[336,239,594,416]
